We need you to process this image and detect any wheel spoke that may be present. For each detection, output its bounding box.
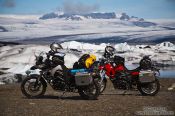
[24,78,43,96]
[141,82,157,94]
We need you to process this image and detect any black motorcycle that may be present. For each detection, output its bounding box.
[21,50,100,100]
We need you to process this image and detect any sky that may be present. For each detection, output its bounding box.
[0,0,175,19]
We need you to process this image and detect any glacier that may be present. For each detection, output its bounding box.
[0,41,175,84]
[0,14,175,43]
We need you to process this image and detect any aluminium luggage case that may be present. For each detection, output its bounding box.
[139,70,156,83]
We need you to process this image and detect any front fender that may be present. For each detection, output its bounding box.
[26,69,41,75]
[27,68,47,87]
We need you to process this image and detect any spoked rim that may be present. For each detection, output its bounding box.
[78,80,100,100]
[141,82,158,94]
[83,84,97,96]
[24,78,44,97]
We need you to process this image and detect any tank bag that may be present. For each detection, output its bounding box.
[73,54,90,69]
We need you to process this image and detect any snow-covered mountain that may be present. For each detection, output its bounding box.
[40,12,117,20]
[40,12,143,20]
[40,12,135,21]
[39,12,157,28]
[119,13,130,21]
[39,12,148,22]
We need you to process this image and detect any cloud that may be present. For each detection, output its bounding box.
[1,0,16,8]
[62,1,99,14]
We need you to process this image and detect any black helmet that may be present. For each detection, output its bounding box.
[104,46,115,58]
[50,42,63,52]
[140,56,152,70]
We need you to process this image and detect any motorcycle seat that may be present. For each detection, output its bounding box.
[125,66,140,73]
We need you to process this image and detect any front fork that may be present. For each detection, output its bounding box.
[99,70,106,83]
[34,71,43,88]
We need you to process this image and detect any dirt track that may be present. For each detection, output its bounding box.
[0,78,175,116]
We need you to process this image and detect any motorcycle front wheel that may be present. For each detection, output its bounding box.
[137,78,160,96]
[78,79,100,100]
[21,76,46,98]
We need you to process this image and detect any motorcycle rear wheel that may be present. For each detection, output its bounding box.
[137,78,160,96]
[78,79,100,100]
[21,76,46,98]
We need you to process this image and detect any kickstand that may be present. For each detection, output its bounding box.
[58,90,67,99]
[122,90,127,95]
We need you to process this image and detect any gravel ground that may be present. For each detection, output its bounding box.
[0,78,175,116]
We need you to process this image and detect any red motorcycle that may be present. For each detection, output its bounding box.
[97,46,160,96]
